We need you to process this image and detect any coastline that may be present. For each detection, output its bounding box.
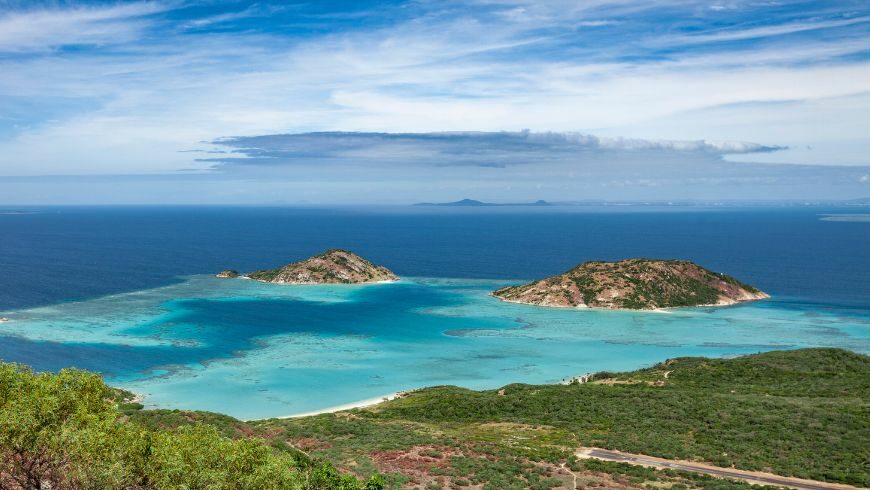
[490,292,769,312]
[267,391,403,421]
[240,276,401,286]
[8,273,862,422]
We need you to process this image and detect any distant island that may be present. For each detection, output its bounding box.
[493,258,768,310]
[218,249,398,284]
[414,198,552,207]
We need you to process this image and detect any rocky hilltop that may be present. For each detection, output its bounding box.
[492,259,768,310]
[237,249,398,284]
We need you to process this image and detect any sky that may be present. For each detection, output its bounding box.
[0,0,869,204]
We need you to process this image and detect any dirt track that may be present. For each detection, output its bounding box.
[576,448,863,490]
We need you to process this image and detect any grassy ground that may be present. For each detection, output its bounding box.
[125,348,869,489]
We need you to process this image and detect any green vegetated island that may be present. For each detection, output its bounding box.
[493,259,769,309]
[217,249,399,284]
[218,252,769,311]
[2,348,868,489]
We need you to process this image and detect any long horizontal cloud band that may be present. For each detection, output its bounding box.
[200,131,787,168]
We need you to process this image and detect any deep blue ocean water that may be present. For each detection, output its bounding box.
[0,206,868,418]
[3,205,869,309]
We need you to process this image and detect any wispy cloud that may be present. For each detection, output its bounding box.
[182,4,285,29]
[0,2,170,52]
[664,15,870,45]
[0,0,867,202]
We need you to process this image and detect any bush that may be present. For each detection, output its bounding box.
[0,362,380,489]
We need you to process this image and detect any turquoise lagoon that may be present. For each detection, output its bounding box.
[2,275,868,419]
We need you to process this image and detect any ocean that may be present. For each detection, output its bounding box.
[1,206,868,419]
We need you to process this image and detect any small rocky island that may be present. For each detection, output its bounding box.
[219,249,398,284]
[492,259,768,310]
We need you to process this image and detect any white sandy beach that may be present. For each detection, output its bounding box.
[270,392,402,420]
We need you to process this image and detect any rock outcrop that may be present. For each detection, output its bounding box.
[492,259,768,310]
[241,249,398,284]
[216,270,240,278]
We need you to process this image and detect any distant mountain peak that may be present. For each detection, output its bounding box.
[414,198,551,207]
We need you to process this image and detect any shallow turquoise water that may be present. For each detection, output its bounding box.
[1,275,868,419]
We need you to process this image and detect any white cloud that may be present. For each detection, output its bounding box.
[0,2,169,52]
[575,20,617,27]
[664,16,870,45]
[0,0,868,181]
[182,4,284,29]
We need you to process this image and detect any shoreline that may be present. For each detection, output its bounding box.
[490,292,770,312]
[265,391,403,421]
[239,276,401,286]
[116,342,859,422]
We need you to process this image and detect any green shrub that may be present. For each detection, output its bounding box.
[0,362,380,489]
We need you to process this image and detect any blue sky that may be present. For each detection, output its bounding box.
[0,0,868,203]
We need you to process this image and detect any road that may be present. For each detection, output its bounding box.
[576,448,861,490]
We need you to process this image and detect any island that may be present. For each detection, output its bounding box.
[220,249,398,284]
[492,258,768,309]
[215,269,240,278]
[414,198,552,206]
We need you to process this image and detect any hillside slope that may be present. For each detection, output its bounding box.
[126,348,869,489]
[241,249,398,284]
[493,258,768,309]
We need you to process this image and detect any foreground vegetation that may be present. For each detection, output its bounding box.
[254,348,869,488]
[0,363,384,489]
[2,348,867,489]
